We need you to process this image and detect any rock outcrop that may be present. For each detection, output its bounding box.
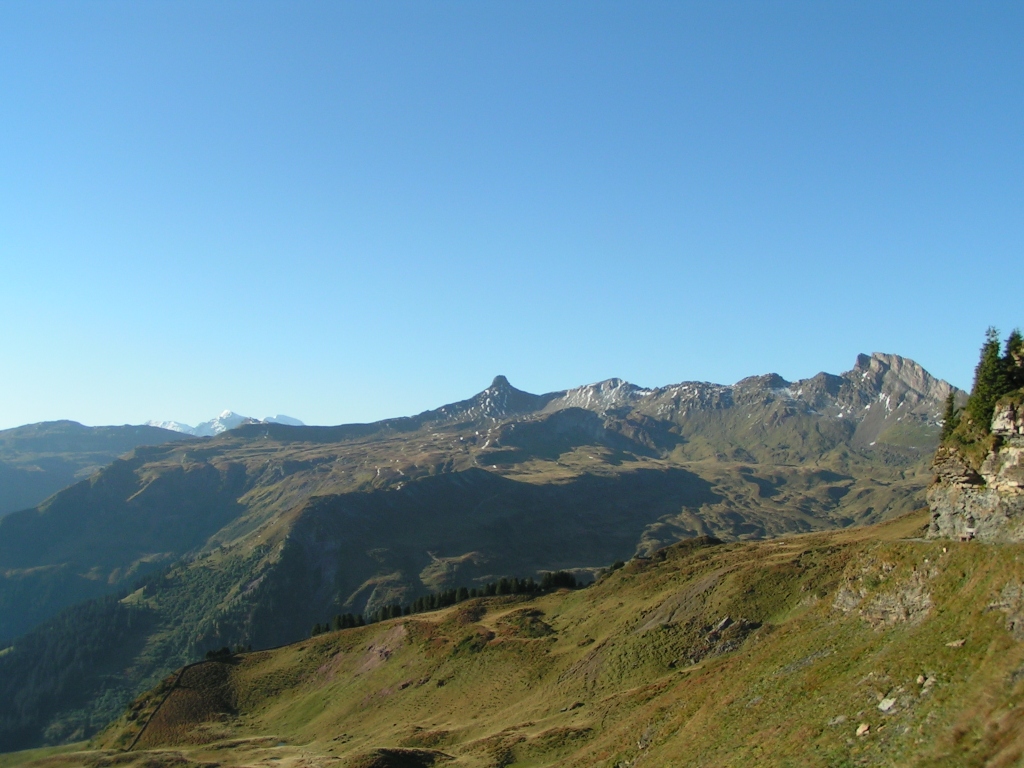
[928,397,1024,541]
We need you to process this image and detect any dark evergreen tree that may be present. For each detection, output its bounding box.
[967,327,1010,429]
[541,571,578,590]
[940,391,960,441]
[1006,329,1024,388]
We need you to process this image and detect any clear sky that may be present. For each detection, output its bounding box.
[1,2,1021,430]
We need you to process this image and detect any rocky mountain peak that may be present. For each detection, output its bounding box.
[734,373,791,391]
[852,352,952,401]
[424,376,559,426]
[550,378,649,413]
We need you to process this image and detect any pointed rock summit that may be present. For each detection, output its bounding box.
[423,375,558,425]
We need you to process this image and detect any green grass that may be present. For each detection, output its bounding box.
[32,510,1017,767]
[0,743,87,768]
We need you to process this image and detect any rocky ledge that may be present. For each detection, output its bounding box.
[927,398,1024,541]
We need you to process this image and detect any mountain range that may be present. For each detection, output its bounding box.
[0,352,962,751]
[146,411,304,437]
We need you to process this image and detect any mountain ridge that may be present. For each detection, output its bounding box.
[146,411,304,437]
[227,351,954,449]
[0,421,194,518]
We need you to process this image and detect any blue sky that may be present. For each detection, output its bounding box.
[1,1,1021,429]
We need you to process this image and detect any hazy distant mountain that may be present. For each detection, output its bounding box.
[148,411,305,436]
[263,414,304,426]
[142,419,195,434]
[0,352,963,749]
[0,421,193,518]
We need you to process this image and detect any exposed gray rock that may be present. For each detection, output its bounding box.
[832,562,931,628]
[927,400,1024,541]
[988,582,1024,641]
[993,400,1024,437]
[861,570,932,628]
[832,585,864,613]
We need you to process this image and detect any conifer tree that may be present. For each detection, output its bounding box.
[1006,329,1024,388]
[940,392,959,441]
[967,327,1009,429]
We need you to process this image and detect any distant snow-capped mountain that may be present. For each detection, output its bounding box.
[145,420,196,434]
[147,411,304,436]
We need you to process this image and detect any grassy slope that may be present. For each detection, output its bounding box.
[0,422,192,518]
[12,509,1024,768]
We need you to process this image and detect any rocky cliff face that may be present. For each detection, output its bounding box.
[928,397,1024,541]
